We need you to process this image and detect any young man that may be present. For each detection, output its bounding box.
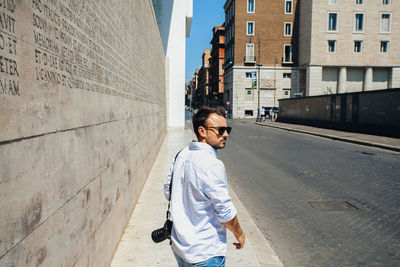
[164,106,245,266]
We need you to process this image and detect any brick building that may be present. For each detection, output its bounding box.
[223,0,299,118]
[188,68,199,108]
[209,24,226,106]
[195,49,211,107]
[223,0,400,118]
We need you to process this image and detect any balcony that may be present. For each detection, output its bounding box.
[244,55,256,64]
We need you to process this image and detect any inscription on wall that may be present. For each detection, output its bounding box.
[261,79,275,89]
[0,0,162,104]
[0,0,19,96]
[31,0,135,99]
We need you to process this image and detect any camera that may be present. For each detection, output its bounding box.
[151,219,173,243]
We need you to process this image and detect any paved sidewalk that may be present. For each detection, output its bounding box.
[110,128,284,267]
[255,121,400,153]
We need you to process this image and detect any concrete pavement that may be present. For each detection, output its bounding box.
[110,127,284,267]
[255,120,400,153]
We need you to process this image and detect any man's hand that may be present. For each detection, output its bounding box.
[224,216,246,249]
[233,231,246,249]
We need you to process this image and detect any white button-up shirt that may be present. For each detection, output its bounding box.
[164,141,237,263]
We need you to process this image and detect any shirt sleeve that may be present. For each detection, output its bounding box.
[200,161,237,223]
[164,160,175,200]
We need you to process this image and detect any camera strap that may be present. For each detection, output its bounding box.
[166,149,182,221]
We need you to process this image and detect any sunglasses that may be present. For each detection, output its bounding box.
[206,126,232,135]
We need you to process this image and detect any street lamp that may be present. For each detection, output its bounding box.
[256,37,262,122]
[256,62,262,122]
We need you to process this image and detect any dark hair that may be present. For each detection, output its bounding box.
[192,106,226,137]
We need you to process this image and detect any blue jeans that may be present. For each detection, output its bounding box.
[174,252,225,267]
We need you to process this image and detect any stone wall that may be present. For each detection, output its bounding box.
[279,89,400,129]
[0,0,166,266]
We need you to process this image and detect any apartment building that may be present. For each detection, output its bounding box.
[209,24,226,106]
[299,0,400,96]
[190,68,200,108]
[195,49,211,107]
[223,0,299,118]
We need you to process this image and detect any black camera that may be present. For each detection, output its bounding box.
[151,219,173,243]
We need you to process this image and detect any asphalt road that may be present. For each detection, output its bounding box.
[218,119,400,267]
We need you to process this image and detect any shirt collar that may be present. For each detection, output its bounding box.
[189,141,218,158]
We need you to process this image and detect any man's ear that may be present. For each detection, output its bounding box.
[198,126,207,138]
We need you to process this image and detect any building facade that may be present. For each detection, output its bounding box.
[223,0,299,118]
[152,0,193,127]
[209,24,226,106]
[190,68,200,108]
[299,0,400,96]
[195,49,211,107]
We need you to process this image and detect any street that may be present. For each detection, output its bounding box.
[218,119,400,266]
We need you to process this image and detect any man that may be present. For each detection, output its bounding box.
[261,107,266,121]
[164,106,245,266]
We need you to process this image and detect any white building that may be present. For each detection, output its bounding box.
[152,0,193,127]
[299,0,400,96]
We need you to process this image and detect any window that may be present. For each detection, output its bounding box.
[283,73,291,79]
[247,0,255,13]
[284,22,292,36]
[283,45,292,63]
[284,90,290,96]
[380,14,391,33]
[354,41,362,52]
[246,72,252,78]
[245,110,254,116]
[329,0,337,4]
[328,13,338,31]
[246,43,255,61]
[247,21,254,35]
[354,13,364,32]
[328,40,336,52]
[285,0,293,14]
[355,0,363,4]
[380,41,389,53]
[382,0,390,5]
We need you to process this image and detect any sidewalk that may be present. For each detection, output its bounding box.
[110,128,284,267]
[255,121,400,153]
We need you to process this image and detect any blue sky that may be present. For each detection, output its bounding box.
[185,0,226,83]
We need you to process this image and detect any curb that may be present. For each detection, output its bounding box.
[255,122,400,153]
